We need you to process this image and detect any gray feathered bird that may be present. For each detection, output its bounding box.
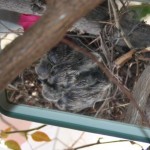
[35,42,111,112]
[35,2,111,112]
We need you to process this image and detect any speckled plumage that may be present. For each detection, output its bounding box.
[35,43,111,112]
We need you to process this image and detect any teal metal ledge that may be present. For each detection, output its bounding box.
[0,91,150,143]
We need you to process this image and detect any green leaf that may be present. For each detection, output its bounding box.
[129,4,150,20]
[5,140,21,150]
[31,131,51,142]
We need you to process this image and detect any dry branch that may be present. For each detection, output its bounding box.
[114,49,136,68]
[0,0,105,90]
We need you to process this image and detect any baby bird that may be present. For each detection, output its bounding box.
[35,43,111,112]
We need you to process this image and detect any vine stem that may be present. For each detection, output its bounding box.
[109,0,133,49]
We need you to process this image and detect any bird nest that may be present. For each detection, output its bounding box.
[6,1,150,125]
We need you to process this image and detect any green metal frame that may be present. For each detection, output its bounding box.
[0,91,150,143]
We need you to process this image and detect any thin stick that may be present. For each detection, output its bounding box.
[5,125,46,134]
[109,0,133,49]
[70,132,85,148]
[73,140,129,150]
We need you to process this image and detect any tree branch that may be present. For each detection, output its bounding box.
[5,125,46,134]
[0,0,105,90]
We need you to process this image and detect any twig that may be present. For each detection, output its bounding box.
[70,139,144,150]
[69,132,85,148]
[108,102,130,110]
[124,62,136,86]
[99,33,111,68]
[72,140,129,150]
[5,124,46,134]
[109,0,133,49]
[52,128,60,150]
[94,97,110,117]
[0,114,18,131]
[114,49,136,68]
[7,84,19,91]
[130,141,144,149]
[94,86,111,117]
[26,139,34,150]
[54,137,69,148]
[119,0,126,9]
[66,34,96,39]
[62,38,149,127]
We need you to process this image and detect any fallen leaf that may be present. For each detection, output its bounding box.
[5,140,21,150]
[31,131,51,142]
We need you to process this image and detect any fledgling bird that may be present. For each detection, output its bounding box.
[35,42,111,112]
